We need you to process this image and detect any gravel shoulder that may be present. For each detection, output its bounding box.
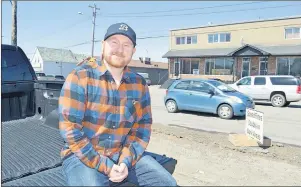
[146,123,301,186]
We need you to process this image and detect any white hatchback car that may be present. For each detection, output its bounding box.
[230,75,301,107]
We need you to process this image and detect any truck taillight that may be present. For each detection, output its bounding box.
[297,85,301,94]
[166,90,168,95]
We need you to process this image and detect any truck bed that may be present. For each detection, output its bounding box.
[2,116,177,186]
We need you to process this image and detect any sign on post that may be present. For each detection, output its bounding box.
[245,108,264,144]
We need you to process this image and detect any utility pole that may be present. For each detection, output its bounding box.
[11,0,17,46]
[89,3,99,57]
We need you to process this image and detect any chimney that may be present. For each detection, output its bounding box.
[144,57,151,65]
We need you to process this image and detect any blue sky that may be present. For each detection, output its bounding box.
[2,1,301,62]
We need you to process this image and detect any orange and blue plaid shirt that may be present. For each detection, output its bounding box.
[58,59,152,175]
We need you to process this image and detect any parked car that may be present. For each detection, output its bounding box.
[164,79,255,119]
[230,75,301,107]
[138,72,151,85]
[54,75,65,80]
[45,74,56,80]
[35,72,48,80]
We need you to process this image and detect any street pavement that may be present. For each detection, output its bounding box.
[149,86,301,146]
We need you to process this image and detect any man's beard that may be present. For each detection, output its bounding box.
[104,52,130,69]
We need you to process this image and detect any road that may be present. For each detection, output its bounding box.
[149,86,301,146]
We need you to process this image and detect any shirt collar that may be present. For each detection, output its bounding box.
[97,61,131,82]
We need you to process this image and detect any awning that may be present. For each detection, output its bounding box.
[162,44,301,58]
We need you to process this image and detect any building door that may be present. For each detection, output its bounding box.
[259,57,268,75]
[241,57,251,77]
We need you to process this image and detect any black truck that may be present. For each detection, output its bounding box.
[1,44,176,186]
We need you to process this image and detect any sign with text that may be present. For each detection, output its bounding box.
[245,108,264,144]
[192,69,200,75]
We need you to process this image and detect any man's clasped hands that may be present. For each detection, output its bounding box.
[109,163,129,183]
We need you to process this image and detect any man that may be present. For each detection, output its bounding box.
[58,22,177,186]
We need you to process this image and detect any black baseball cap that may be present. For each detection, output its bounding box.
[104,22,136,46]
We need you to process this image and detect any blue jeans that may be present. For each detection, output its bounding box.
[62,154,177,186]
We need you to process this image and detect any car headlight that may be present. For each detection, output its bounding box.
[229,96,243,104]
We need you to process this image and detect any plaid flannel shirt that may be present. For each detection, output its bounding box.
[58,59,152,175]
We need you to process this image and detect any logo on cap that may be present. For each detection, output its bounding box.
[119,24,128,31]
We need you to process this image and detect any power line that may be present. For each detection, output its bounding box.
[31,15,91,43]
[103,1,265,16]
[63,41,91,48]
[102,3,300,18]
[63,23,301,49]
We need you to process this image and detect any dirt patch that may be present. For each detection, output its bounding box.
[146,123,301,186]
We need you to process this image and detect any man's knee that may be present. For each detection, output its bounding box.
[135,155,177,186]
[63,155,109,186]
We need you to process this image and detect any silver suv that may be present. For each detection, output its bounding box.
[230,75,301,107]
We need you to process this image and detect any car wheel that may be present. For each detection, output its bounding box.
[217,104,234,119]
[271,94,286,107]
[165,100,178,113]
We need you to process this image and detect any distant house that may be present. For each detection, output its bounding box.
[30,47,168,85]
[30,47,89,77]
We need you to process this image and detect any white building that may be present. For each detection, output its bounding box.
[30,47,89,77]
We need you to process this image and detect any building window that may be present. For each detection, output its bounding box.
[277,57,301,76]
[177,36,197,45]
[205,58,234,75]
[176,37,186,45]
[187,36,197,44]
[208,33,231,43]
[285,27,301,39]
[220,33,231,42]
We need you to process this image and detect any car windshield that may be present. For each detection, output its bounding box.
[208,80,236,92]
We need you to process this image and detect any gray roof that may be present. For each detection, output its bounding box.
[259,44,301,56]
[162,44,301,58]
[37,47,78,63]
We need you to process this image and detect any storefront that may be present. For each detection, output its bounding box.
[164,44,301,82]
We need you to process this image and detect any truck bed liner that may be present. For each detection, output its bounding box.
[2,116,177,186]
[2,116,64,183]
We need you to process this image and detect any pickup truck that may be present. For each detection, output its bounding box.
[1,44,177,186]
